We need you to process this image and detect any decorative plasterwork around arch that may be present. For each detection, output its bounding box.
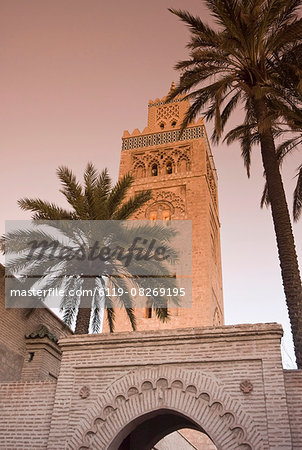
[145,200,174,220]
[69,366,263,450]
[132,190,186,220]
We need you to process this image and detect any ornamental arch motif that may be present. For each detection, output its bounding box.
[148,159,160,177]
[146,200,174,221]
[177,155,191,173]
[133,162,146,178]
[131,146,191,177]
[132,190,186,220]
[69,366,263,450]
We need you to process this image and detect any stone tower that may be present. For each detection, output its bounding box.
[102,84,224,332]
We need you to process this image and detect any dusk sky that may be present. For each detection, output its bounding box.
[1,0,301,367]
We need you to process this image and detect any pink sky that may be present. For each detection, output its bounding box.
[1,0,301,366]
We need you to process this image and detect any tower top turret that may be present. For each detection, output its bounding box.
[122,84,204,149]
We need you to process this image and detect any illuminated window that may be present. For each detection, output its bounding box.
[166,162,172,174]
[148,203,172,221]
[163,211,170,221]
[151,164,158,176]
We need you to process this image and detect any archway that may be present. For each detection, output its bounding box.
[70,367,263,449]
[114,409,215,450]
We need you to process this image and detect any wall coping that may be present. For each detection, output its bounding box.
[25,337,62,358]
[59,322,283,350]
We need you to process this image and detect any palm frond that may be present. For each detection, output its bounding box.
[18,198,74,220]
[260,182,270,208]
[57,166,86,217]
[293,165,302,221]
[113,190,152,220]
[84,162,99,219]
[93,169,111,219]
[107,173,134,216]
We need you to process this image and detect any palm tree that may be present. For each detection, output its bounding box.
[255,41,302,220]
[3,164,179,334]
[168,0,302,367]
[223,41,302,219]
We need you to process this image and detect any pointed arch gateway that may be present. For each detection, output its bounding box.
[70,367,263,450]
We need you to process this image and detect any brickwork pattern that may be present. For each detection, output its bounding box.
[0,381,56,449]
[70,366,263,449]
[46,323,294,449]
[284,369,302,449]
[20,338,62,382]
[0,276,72,382]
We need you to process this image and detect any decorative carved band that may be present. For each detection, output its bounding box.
[122,126,204,150]
[148,98,183,107]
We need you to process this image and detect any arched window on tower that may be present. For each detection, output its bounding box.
[148,202,173,222]
[135,165,145,178]
[178,158,188,173]
[166,162,173,174]
[151,164,158,177]
[163,210,170,222]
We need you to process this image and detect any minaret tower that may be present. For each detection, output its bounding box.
[103,84,224,332]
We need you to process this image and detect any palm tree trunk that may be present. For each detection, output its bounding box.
[75,307,91,334]
[254,97,302,368]
[74,277,94,334]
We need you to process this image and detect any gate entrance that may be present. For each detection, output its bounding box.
[70,366,262,449]
[113,409,216,449]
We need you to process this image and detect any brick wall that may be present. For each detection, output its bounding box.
[0,322,300,448]
[47,323,294,449]
[284,369,302,449]
[20,338,62,382]
[0,381,56,449]
[0,273,72,382]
